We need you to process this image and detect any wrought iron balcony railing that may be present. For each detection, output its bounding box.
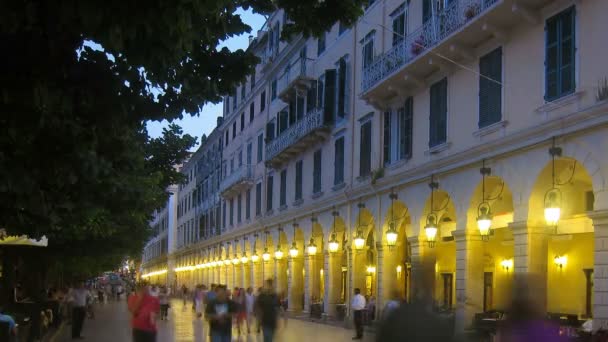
[362,0,499,92]
[219,164,253,197]
[277,55,316,101]
[265,108,329,167]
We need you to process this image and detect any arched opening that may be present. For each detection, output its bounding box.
[529,156,594,317]
[275,229,288,296]
[382,197,410,304]
[308,220,324,313]
[325,213,348,317]
[467,173,515,312]
[288,224,305,312]
[420,189,456,311]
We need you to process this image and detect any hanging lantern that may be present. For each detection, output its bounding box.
[241,253,249,264]
[386,192,400,249]
[224,259,231,266]
[328,233,340,253]
[262,247,271,262]
[274,245,284,260]
[477,161,493,241]
[289,242,299,258]
[545,138,565,232]
[232,255,240,265]
[354,230,365,250]
[251,253,260,263]
[307,237,317,255]
[329,210,340,253]
[425,213,438,248]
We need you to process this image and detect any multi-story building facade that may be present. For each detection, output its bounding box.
[143,0,608,332]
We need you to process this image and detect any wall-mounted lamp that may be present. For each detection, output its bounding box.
[366,266,376,274]
[500,259,513,271]
[554,255,567,269]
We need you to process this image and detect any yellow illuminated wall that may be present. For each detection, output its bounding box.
[547,232,593,315]
[484,228,514,311]
[434,240,456,308]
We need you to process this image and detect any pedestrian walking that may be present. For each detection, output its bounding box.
[351,288,366,340]
[205,285,237,342]
[245,287,256,334]
[68,282,89,339]
[128,283,160,342]
[158,287,170,321]
[255,279,280,342]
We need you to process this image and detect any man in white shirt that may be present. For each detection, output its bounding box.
[245,287,256,334]
[68,282,89,339]
[351,288,366,340]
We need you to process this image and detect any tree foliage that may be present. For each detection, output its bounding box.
[0,0,366,276]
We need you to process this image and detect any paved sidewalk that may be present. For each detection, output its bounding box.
[55,299,374,342]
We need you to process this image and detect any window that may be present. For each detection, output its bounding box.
[250,102,255,122]
[246,189,251,220]
[384,97,413,165]
[266,175,273,212]
[318,33,326,56]
[362,32,375,69]
[237,194,242,223]
[229,198,234,226]
[232,90,237,110]
[226,97,230,114]
[391,3,407,46]
[232,122,236,138]
[545,7,575,101]
[334,137,345,185]
[255,182,262,216]
[429,78,448,147]
[241,84,246,100]
[280,169,287,207]
[247,142,252,165]
[360,120,372,177]
[307,81,318,113]
[240,112,245,131]
[317,75,325,109]
[479,47,502,128]
[295,160,303,201]
[271,79,277,100]
[313,149,322,194]
[273,22,280,52]
[336,57,349,119]
[225,130,229,146]
[238,150,243,167]
[251,70,256,90]
[257,133,264,163]
[260,91,266,112]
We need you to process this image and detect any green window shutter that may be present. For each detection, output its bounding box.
[323,69,337,124]
[479,47,502,128]
[423,0,431,24]
[429,78,447,147]
[289,100,296,126]
[360,121,372,176]
[334,137,345,185]
[313,150,322,193]
[338,58,347,119]
[400,97,413,159]
[545,7,576,100]
[307,82,317,113]
[297,96,305,121]
[383,111,391,166]
[295,161,303,200]
[266,176,273,211]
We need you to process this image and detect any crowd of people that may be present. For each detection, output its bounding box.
[128,279,285,342]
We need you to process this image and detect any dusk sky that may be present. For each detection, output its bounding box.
[146,8,266,149]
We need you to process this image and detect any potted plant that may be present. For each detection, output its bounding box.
[464,3,480,20]
[371,167,385,185]
[411,35,425,55]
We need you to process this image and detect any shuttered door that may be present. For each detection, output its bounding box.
[307,82,317,113]
[423,0,431,24]
[545,7,575,100]
[266,175,273,211]
[334,137,344,185]
[360,121,372,177]
[266,122,275,141]
[295,161,303,200]
[429,78,447,147]
[297,96,305,121]
[289,100,296,126]
[400,97,413,159]
[383,111,392,166]
[313,150,322,193]
[338,58,347,119]
[324,69,337,124]
[479,47,502,128]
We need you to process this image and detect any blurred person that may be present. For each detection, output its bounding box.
[68,281,89,339]
[181,285,188,307]
[128,283,160,342]
[0,306,17,338]
[235,288,247,336]
[496,273,565,342]
[255,279,280,342]
[382,290,402,319]
[206,285,237,342]
[351,288,366,340]
[245,287,256,334]
[158,287,169,321]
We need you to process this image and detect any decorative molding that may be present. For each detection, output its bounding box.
[535,91,585,114]
[425,141,452,155]
[473,120,509,138]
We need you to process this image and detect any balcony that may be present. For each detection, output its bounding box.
[219,164,253,198]
[277,55,316,102]
[361,0,551,102]
[265,108,330,169]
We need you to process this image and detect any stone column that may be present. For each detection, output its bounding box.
[453,230,484,334]
[591,211,608,330]
[376,245,385,317]
[510,221,549,310]
[242,262,250,289]
[276,259,287,294]
[288,256,304,312]
[408,236,433,300]
[347,247,354,319]
[303,254,311,313]
[323,250,344,318]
